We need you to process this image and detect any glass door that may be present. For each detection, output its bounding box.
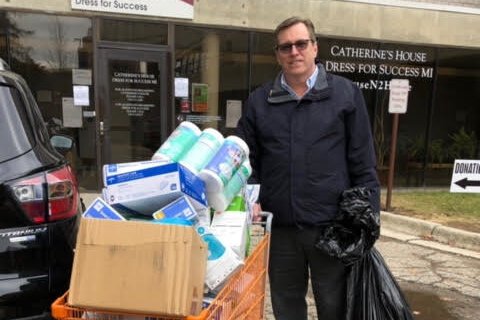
[97,47,170,169]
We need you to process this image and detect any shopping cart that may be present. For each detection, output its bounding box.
[51,212,273,320]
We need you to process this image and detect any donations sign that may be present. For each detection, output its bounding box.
[450,159,480,193]
[71,0,194,19]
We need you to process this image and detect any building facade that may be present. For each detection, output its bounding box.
[1,0,479,191]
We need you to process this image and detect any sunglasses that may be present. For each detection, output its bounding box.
[275,39,314,54]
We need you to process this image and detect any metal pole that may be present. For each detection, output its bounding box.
[386,113,400,211]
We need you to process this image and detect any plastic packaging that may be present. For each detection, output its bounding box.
[224,160,251,203]
[206,193,228,214]
[207,160,252,212]
[195,225,244,290]
[152,121,201,162]
[226,195,247,211]
[199,135,250,192]
[179,128,224,174]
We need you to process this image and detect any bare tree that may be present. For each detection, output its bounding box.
[46,17,73,70]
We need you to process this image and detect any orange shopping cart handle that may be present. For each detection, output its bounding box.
[186,308,210,320]
[51,291,69,319]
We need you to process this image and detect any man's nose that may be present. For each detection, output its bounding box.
[290,45,300,54]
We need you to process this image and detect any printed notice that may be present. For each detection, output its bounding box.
[72,69,92,85]
[225,100,242,128]
[111,71,159,117]
[175,77,189,97]
[73,85,90,106]
[388,79,409,113]
[62,97,82,128]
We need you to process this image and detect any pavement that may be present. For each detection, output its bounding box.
[380,211,480,258]
[80,192,480,258]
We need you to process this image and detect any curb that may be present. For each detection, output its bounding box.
[381,211,480,253]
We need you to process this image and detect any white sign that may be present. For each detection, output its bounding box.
[83,111,96,118]
[71,0,194,19]
[225,100,242,128]
[450,159,480,193]
[72,69,92,85]
[62,97,83,128]
[388,79,409,113]
[174,77,189,97]
[73,85,90,106]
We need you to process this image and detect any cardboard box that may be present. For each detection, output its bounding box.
[103,159,170,186]
[196,225,243,290]
[103,162,207,216]
[82,197,125,220]
[68,218,208,317]
[152,195,198,221]
[211,211,248,259]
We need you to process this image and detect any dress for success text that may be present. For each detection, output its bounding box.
[324,45,434,90]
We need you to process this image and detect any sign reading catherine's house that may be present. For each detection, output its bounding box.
[450,159,480,193]
[320,43,434,92]
[71,0,194,19]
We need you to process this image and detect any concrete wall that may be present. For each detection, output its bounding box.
[343,0,480,9]
[412,0,479,7]
[1,0,479,48]
[347,0,480,9]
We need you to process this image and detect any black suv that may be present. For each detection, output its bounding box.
[0,60,81,319]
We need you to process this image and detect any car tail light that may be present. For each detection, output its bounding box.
[11,165,79,224]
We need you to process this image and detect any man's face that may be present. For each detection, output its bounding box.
[275,22,318,79]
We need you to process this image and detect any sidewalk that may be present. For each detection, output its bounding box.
[380,211,480,258]
[79,192,480,257]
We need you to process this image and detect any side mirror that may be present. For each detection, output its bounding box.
[50,134,74,156]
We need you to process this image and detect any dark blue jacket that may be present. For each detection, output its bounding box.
[237,63,380,227]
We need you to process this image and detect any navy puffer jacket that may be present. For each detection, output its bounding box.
[236,63,380,227]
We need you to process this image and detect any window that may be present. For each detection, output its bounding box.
[0,11,95,189]
[100,19,168,45]
[175,26,249,135]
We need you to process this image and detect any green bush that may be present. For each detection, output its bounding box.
[448,127,477,160]
[404,127,478,164]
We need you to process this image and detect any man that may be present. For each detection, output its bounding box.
[236,17,380,320]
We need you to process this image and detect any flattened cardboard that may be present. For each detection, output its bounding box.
[68,218,207,317]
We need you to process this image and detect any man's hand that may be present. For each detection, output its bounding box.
[252,203,262,222]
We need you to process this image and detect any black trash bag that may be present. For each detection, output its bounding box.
[345,248,415,320]
[315,187,415,320]
[315,187,380,265]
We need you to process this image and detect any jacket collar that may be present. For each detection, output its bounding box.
[267,63,331,104]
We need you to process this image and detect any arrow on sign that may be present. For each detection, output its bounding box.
[455,178,480,189]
